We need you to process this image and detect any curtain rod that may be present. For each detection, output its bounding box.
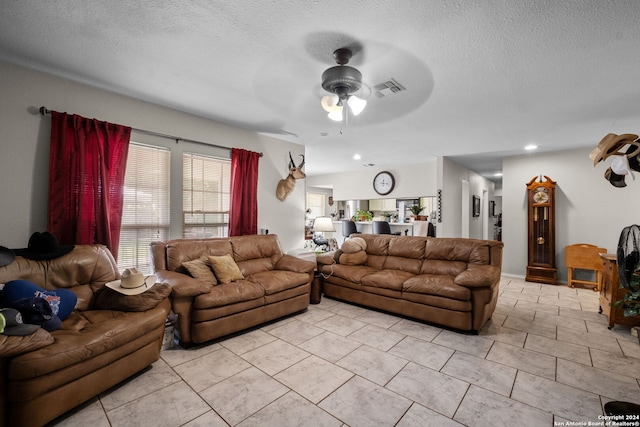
[39,106,263,157]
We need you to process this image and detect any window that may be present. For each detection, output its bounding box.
[306,193,326,218]
[117,143,170,274]
[183,153,230,238]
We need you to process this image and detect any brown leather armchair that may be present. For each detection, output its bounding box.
[0,245,170,427]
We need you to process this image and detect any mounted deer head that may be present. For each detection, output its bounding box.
[276,152,306,201]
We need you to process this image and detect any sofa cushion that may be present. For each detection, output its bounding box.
[361,270,415,291]
[8,306,167,381]
[339,251,367,266]
[208,254,244,284]
[231,234,283,276]
[247,270,310,295]
[182,256,218,285]
[326,264,379,283]
[193,280,264,309]
[0,328,54,358]
[402,293,473,312]
[93,283,172,312]
[403,274,471,301]
[420,259,467,276]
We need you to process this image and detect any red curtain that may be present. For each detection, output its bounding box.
[228,148,260,236]
[47,111,131,259]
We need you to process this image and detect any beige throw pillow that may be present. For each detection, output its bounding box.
[208,254,244,284]
[182,256,218,285]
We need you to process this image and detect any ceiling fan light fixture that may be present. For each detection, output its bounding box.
[320,48,366,122]
[348,96,366,116]
[327,109,343,121]
[321,95,341,113]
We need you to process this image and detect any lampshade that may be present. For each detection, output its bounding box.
[312,217,335,232]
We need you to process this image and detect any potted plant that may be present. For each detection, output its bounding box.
[409,204,428,221]
[352,209,373,222]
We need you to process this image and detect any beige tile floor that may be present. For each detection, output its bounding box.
[48,277,640,427]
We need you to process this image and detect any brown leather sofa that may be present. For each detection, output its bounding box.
[0,245,170,427]
[317,234,503,332]
[150,234,316,346]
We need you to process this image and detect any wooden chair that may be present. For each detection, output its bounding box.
[564,243,607,291]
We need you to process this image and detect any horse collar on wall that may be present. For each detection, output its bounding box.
[276,152,305,201]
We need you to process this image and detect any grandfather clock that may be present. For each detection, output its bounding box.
[526,175,557,284]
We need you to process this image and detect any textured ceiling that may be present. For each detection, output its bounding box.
[1,0,640,183]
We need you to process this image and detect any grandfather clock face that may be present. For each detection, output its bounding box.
[526,176,557,284]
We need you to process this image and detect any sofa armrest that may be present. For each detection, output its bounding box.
[155,270,211,297]
[316,251,339,266]
[0,328,54,358]
[454,265,501,288]
[275,254,316,274]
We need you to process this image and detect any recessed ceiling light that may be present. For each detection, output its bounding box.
[525,144,538,151]
[494,172,503,177]
[353,154,362,160]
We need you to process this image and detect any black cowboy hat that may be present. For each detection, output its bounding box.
[12,232,74,261]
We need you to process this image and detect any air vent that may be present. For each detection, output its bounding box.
[373,78,406,98]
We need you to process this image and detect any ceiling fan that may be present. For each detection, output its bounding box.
[320,47,367,123]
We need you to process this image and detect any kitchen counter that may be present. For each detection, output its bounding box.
[333,220,414,236]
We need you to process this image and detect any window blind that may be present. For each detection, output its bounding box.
[183,153,230,238]
[117,143,170,273]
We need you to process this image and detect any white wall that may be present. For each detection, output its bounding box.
[502,147,638,283]
[0,61,306,252]
[438,157,495,239]
[307,161,438,201]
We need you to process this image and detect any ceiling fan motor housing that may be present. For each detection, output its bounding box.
[321,48,362,99]
[322,66,362,98]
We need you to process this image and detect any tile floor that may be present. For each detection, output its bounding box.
[48,277,640,427]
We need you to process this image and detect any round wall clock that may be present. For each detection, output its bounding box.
[373,171,395,195]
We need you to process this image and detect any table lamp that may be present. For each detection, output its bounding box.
[312,217,335,251]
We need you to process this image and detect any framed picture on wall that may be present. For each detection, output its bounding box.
[472,196,480,217]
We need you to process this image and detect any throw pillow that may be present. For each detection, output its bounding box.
[2,279,77,320]
[93,283,172,312]
[208,254,244,284]
[182,256,218,285]
[341,237,366,253]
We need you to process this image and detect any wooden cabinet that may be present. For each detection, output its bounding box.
[599,253,640,329]
[369,198,396,212]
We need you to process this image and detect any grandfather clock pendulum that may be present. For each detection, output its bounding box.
[525,175,557,284]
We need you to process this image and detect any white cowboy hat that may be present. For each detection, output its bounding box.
[105,268,156,295]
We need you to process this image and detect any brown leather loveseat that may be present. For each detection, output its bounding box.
[150,234,316,346]
[0,245,171,427]
[317,234,503,332]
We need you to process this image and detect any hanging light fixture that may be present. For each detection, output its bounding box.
[321,48,367,122]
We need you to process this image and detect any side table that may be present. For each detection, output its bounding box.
[599,253,640,329]
[288,249,321,304]
[310,271,322,304]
